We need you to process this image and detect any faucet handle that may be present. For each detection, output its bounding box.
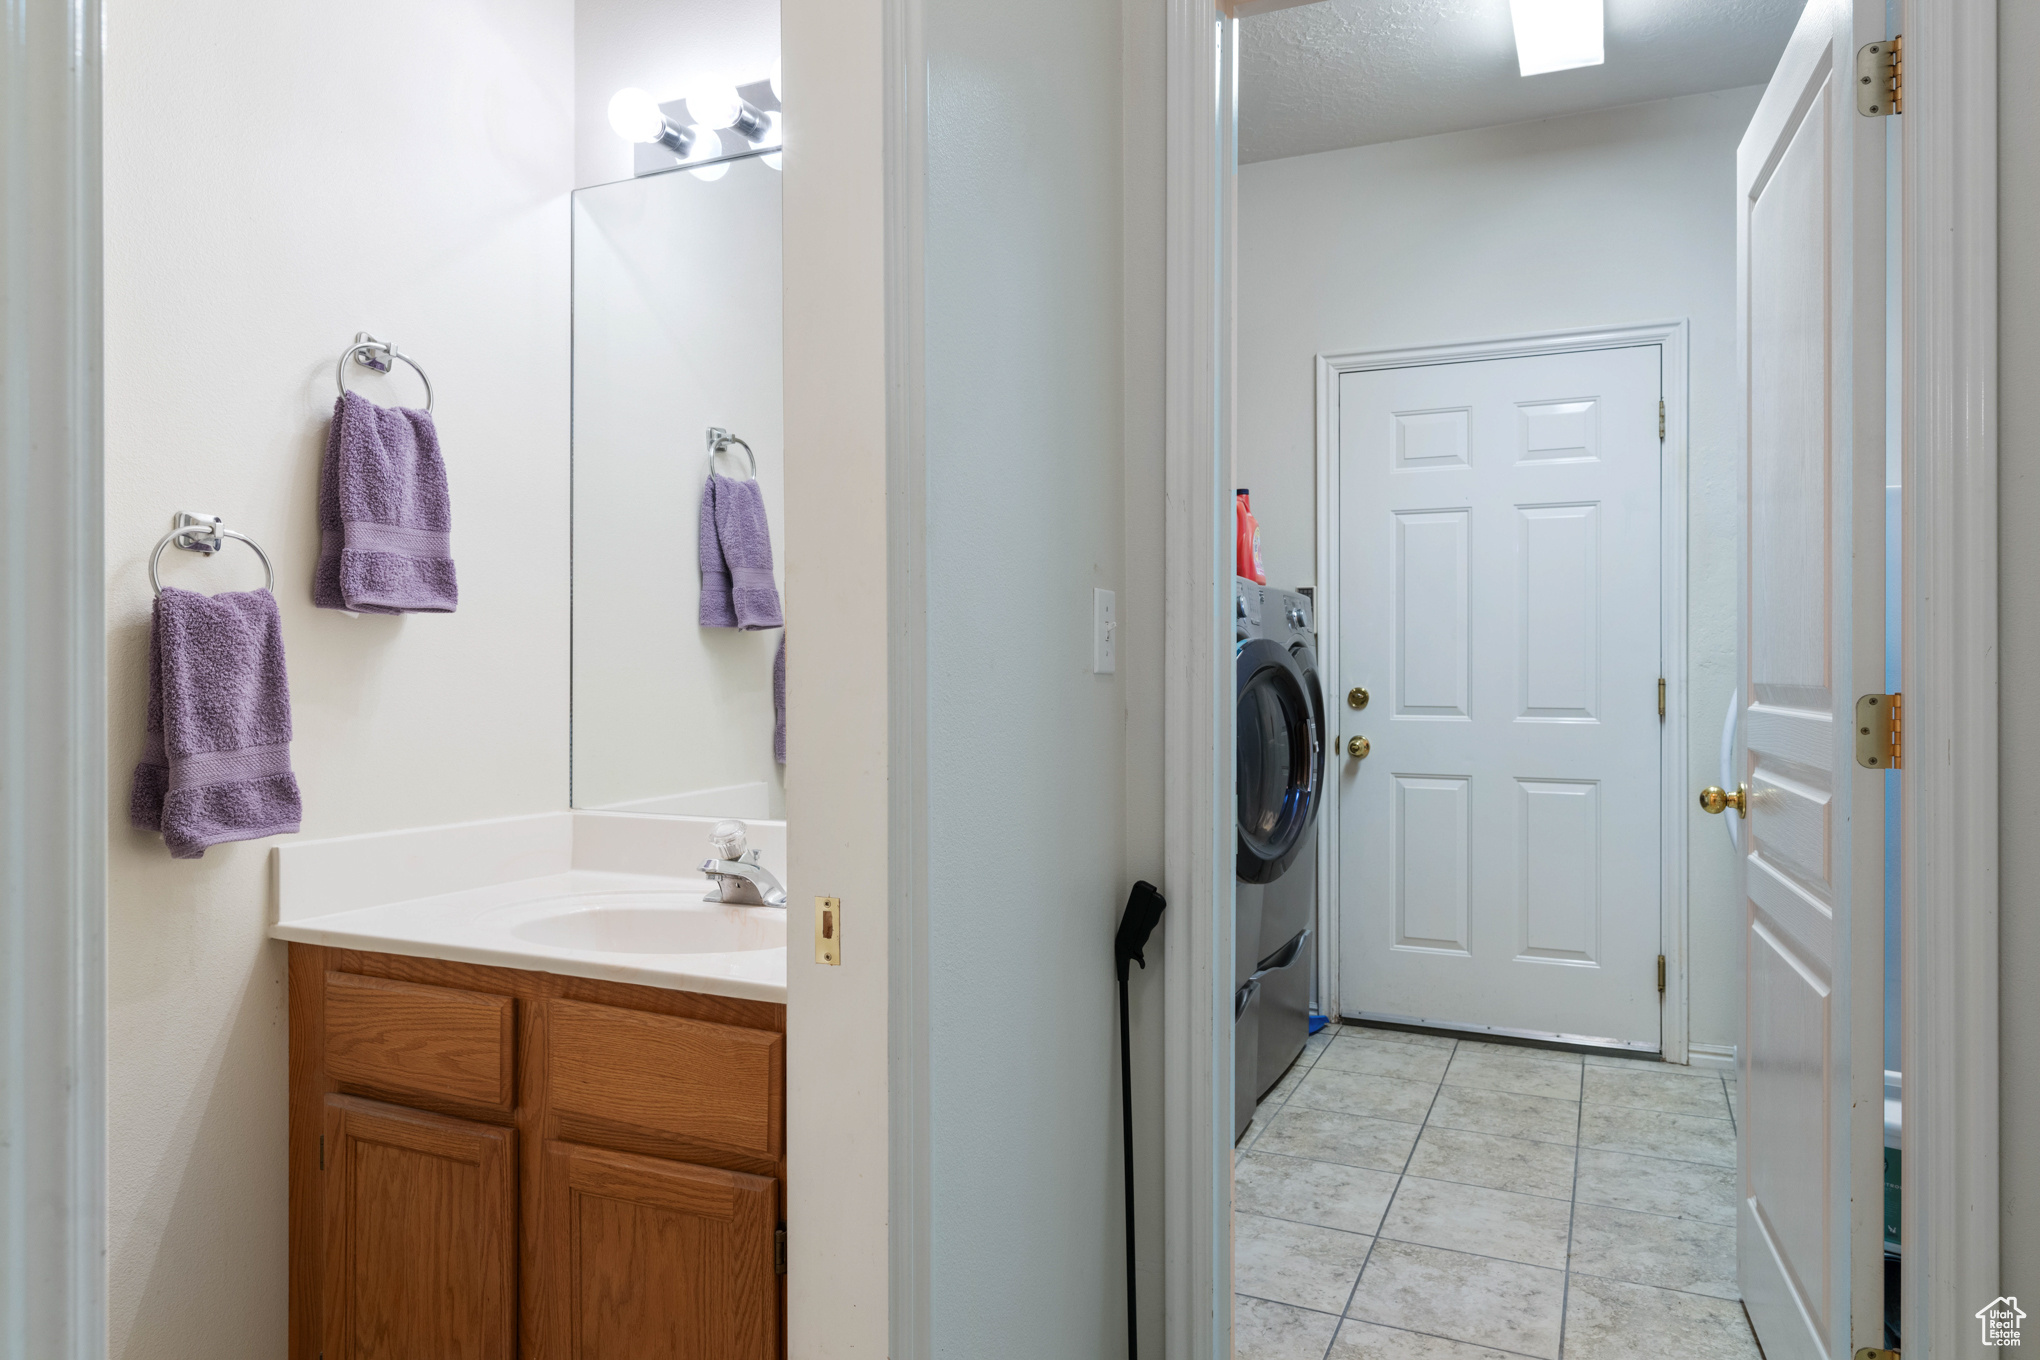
[709,819,748,861]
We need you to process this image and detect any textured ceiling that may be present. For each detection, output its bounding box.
[1240,0,1802,163]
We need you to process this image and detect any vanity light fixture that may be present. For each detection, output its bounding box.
[1509,0,1604,76]
[686,82,775,144]
[607,86,711,158]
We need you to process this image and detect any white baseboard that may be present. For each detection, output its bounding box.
[1688,1043,1737,1072]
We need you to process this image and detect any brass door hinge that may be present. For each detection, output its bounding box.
[1658,400,1665,440]
[1657,678,1666,720]
[774,1226,788,1275]
[1657,955,1666,994]
[1857,35,1902,116]
[1855,1349,1899,1360]
[1856,692,1902,769]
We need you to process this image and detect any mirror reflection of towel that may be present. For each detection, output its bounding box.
[698,472,782,630]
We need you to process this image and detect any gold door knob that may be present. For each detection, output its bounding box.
[1348,736,1370,759]
[1347,686,1370,710]
[1699,783,1747,818]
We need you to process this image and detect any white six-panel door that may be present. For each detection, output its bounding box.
[1335,345,1663,1047]
[1733,1,1886,1355]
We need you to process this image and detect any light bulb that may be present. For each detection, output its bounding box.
[682,125,723,164]
[607,87,667,143]
[687,83,744,130]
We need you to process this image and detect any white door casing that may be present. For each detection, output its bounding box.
[1333,343,1665,1048]
[1733,1,1887,1355]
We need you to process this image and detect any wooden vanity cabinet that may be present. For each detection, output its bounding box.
[289,943,787,1360]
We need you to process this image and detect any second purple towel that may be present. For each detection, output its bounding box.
[130,587,302,859]
[315,390,458,614]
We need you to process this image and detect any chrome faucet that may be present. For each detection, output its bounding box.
[700,852,786,907]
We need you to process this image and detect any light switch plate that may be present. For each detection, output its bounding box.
[815,896,841,965]
[1094,588,1116,674]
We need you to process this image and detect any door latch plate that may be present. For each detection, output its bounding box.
[815,897,841,966]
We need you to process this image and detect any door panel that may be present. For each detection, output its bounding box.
[321,1094,516,1360]
[1338,344,1662,1045]
[542,1139,778,1359]
[1733,1,1886,1355]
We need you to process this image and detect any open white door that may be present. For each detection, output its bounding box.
[1731,3,1887,1358]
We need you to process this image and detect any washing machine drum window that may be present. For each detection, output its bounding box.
[1236,637,1321,884]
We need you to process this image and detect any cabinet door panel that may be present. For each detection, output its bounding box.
[323,1094,516,1360]
[543,1140,777,1358]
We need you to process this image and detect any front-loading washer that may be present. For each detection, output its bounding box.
[1234,579,1325,1140]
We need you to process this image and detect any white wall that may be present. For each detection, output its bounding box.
[571,159,786,816]
[1237,86,1762,1055]
[918,0,1130,1351]
[576,0,778,189]
[102,0,574,1352]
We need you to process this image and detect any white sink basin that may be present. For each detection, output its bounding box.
[504,891,784,955]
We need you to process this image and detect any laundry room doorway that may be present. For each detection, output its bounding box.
[1320,331,1682,1054]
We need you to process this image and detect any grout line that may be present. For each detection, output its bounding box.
[1319,1038,1460,1360]
[1320,1312,1553,1360]
[1564,1267,1744,1304]
[1557,1071,1586,1358]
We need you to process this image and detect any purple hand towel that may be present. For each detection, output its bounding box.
[315,391,457,614]
[696,472,782,630]
[130,587,302,859]
[773,632,786,765]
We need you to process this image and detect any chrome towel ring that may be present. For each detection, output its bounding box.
[707,426,757,479]
[149,514,276,598]
[336,331,434,413]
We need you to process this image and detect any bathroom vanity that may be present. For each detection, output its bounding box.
[273,812,788,1359]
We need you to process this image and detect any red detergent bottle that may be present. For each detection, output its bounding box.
[1236,489,1266,584]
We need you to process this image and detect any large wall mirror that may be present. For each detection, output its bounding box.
[572,141,784,817]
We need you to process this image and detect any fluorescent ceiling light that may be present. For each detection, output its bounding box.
[1509,0,1604,77]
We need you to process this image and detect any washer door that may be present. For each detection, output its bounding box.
[1290,640,1327,835]
[1236,637,1321,884]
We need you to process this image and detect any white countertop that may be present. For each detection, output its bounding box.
[269,812,789,1004]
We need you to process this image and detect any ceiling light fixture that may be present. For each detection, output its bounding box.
[1509,0,1603,77]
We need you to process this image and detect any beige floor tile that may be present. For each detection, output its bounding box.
[1235,1212,1374,1314]
[1342,1027,1459,1051]
[1264,1061,1309,1105]
[1237,1153,1401,1236]
[1327,1318,1519,1359]
[1427,1085,1580,1146]
[1377,1176,1572,1269]
[1582,1064,1734,1119]
[1315,1038,1454,1084]
[1573,1148,1736,1225]
[1561,1273,1762,1360]
[1292,1067,1440,1124]
[1454,1039,1582,1067]
[1579,1103,1736,1167]
[1580,1049,1703,1072]
[1444,1049,1584,1102]
[1235,1294,1342,1360]
[1568,1202,1739,1298]
[1404,1125,1578,1199]
[1259,1106,1422,1174]
[1345,1240,1566,1359]
[1238,1106,1272,1153]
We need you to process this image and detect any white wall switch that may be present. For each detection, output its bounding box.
[1094,588,1116,674]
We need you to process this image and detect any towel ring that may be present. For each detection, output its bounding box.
[707,426,757,480]
[149,523,276,598]
[336,331,434,413]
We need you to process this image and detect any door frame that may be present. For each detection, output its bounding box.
[1311,320,1692,1060]
[0,0,109,1356]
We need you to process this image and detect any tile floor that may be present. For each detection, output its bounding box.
[1234,1024,1758,1360]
